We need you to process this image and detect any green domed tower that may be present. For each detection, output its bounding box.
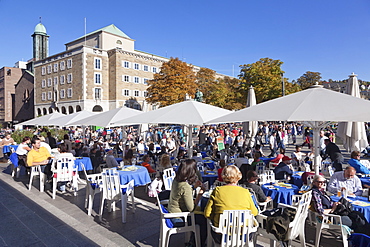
[32,22,49,61]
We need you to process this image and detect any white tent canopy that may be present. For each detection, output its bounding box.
[45,110,97,127]
[209,85,370,174]
[16,112,66,126]
[68,107,142,127]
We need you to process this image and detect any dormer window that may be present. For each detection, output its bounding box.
[116,40,122,44]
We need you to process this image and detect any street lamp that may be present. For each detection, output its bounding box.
[281,73,285,97]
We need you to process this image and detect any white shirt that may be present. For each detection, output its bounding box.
[16,143,29,155]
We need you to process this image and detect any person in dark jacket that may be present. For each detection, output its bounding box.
[324,139,344,172]
[273,156,293,180]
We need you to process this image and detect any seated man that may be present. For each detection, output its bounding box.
[27,138,53,179]
[273,156,293,180]
[234,152,249,168]
[105,149,119,168]
[328,166,363,196]
[0,133,15,158]
[141,154,156,174]
[244,170,271,203]
[348,150,370,174]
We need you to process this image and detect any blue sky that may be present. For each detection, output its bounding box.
[1,0,370,82]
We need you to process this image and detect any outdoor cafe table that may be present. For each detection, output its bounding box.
[203,160,215,170]
[74,157,93,171]
[292,171,304,188]
[3,145,18,154]
[260,157,274,166]
[261,182,299,205]
[200,171,218,186]
[360,177,370,187]
[118,166,151,187]
[331,196,370,223]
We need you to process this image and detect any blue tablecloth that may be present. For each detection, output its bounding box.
[262,183,299,205]
[292,171,304,188]
[331,196,370,223]
[201,171,218,186]
[115,158,123,163]
[3,145,18,154]
[74,157,93,171]
[118,166,151,187]
[260,157,274,165]
[360,177,370,187]
[203,160,215,170]
[349,233,370,247]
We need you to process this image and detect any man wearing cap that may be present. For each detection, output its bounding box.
[273,155,293,180]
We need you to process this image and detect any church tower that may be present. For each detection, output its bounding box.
[32,21,49,61]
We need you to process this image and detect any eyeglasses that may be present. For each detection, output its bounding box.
[317,181,326,184]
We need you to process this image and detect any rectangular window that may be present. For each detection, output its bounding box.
[143,91,148,97]
[134,77,139,84]
[41,92,46,101]
[95,58,101,70]
[47,65,52,74]
[123,89,129,96]
[123,75,130,82]
[143,65,149,72]
[67,88,73,98]
[53,63,58,72]
[54,77,58,86]
[94,73,102,84]
[47,78,52,87]
[41,67,46,75]
[67,59,73,69]
[134,90,139,97]
[41,79,46,88]
[60,89,65,99]
[47,91,52,100]
[95,88,102,100]
[143,78,148,85]
[122,61,130,68]
[67,73,73,83]
[134,63,140,70]
[60,61,65,70]
[152,67,157,73]
[60,75,65,84]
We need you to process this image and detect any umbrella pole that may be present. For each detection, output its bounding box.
[187,125,193,157]
[313,126,321,175]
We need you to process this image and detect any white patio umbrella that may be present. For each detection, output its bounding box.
[242,86,258,148]
[45,110,97,127]
[68,107,142,127]
[114,100,232,153]
[208,84,370,174]
[17,112,66,126]
[337,73,368,152]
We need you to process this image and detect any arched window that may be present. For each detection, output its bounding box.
[76,105,82,112]
[69,106,74,114]
[61,106,67,114]
[116,40,122,44]
[43,108,47,115]
[37,108,42,116]
[49,107,53,114]
[92,105,103,112]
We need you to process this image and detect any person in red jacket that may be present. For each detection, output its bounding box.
[141,154,156,173]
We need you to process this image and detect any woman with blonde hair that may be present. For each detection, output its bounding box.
[204,165,258,244]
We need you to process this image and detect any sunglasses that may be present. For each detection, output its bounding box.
[317,181,326,184]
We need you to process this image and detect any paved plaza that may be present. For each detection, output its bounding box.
[0,142,358,247]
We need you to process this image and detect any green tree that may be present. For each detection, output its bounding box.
[196,67,216,102]
[296,71,322,89]
[146,57,197,107]
[239,58,291,103]
[207,77,244,110]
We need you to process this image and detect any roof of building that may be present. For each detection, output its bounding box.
[34,23,47,35]
[77,24,131,40]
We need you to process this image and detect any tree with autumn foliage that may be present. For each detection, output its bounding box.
[296,71,322,89]
[239,58,300,103]
[146,57,197,107]
[207,77,245,110]
[196,67,216,102]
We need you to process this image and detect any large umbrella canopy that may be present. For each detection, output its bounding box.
[242,86,258,147]
[114,100,232,126]
[68,107,142,127]
[44,110,97,127]
[209,85,370,174]
[17,112,66,126]
[337,73,369,152]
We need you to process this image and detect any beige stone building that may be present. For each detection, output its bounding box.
[34,24,227,116]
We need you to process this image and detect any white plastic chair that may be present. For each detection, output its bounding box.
[259,170,275,185]
[82,164,102,216]
[315,212,350,247]
[162,168,175,190]
[99,169,121,221]
[52,156,78,199]
[306,174,315,186]
[246,187,273,213]
[256,163,266,175]
[214,180,226,187]
[156,195,199,247]
[28,165,45,192]
[197,162,204,172]
[207,210,258,247]
[360,160,370,169]
[255,190,312,247]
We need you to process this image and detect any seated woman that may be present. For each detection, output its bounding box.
[291,145,306,168]
[310,175,352,227]
[141,154,156,174]
[217,160,226,182]
[348,150,370,174]
[204,165,258,244]
[167,159,207,247]
[156,154,172,178]
[244,170,271,203]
